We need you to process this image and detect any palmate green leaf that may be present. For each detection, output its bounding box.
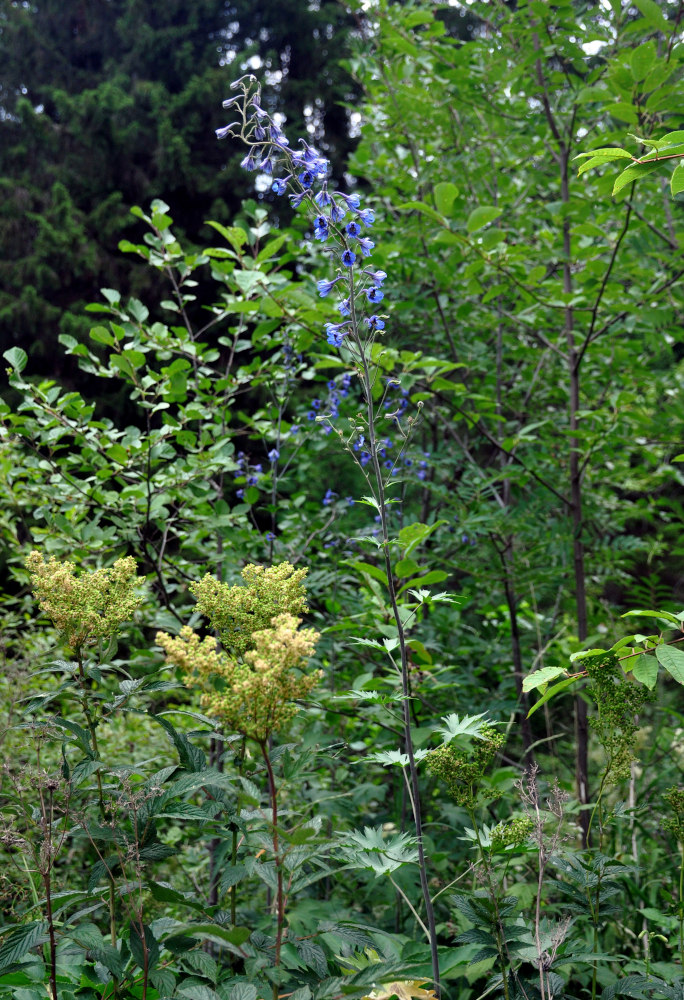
[363,748,430,767]
[341,826,419,876]
[433,712,489,743]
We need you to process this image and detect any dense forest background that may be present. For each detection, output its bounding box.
[2,1,684,999]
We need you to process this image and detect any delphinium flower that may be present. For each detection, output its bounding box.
[217,90,439,983]
[216,76,390,376]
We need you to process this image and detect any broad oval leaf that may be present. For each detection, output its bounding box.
[612,160,662,195]
[655,644,684,684]
[3,347,28,373]
[466,206,502,233]
[672,164,684,196]
[522,666,567,692]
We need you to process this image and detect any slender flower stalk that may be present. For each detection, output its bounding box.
[216,75,441,993]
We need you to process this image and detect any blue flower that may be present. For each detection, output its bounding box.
[338,298,351,316]
[236,488,245,498]
[247,475,258,486]
[272,178,288,195]
[357,237,375,257]
[259,156,273,175]
[315,187,332,207]
[366,286,384,304]
[365,268,387,286]
[346,496,354,505]
[322,488,337,506]
[366,314,385,330]
[346,221,361,238]
[254,124,266,140]
[317,277,341,297]
[311,398,322,410]
[290,191,307,208]
[266,531,276,541]
[240,151,257,171]
[269,123,289,146]
[307,410,317,420]
[313,216,329,241]
[298,169,315,188]
[216,123,237,140]
[251,98,268,119]
[384,459,393,469]
[341,249,356,267]
[330,201,346,223]
[357,208,375,226]
[325,323,348,347]
[268,448,280,462]
[337,192,361,210]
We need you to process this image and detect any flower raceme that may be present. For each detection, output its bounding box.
[26,551,143,650]
[216,76,388,355]
[156,616,321,744]
[156,562,320,743]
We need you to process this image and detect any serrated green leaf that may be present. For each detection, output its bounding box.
[522,666,567,692]
[3,347,28,373]
[612,160,662,195]
[0,923,46,972]
[527,676,580,718]
[630,655,658,689]
[655,644,684,684]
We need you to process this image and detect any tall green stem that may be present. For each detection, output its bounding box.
[350,293,440,994]
[260,741,283,1000]
[678,843,684,969]
[468,810,510,1000]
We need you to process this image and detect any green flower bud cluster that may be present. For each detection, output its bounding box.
[190,562,309,656]
[584,650,652,784]
[489,816,534,852]
[157,562,320,743]
[26,551,143,650]
[662,786,684,843]
[425,724,505,810]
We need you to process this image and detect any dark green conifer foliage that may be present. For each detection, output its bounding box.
[0,0,358,371]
